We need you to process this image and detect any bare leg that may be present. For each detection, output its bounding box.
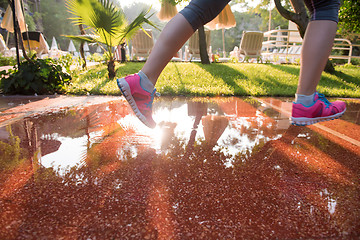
[141,13,195,85]
[297,20,338,95]
[291,20,346,126]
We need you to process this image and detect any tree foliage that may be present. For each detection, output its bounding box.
[41,0,79,49]
[250,3,289,31]
[338,0,360,34]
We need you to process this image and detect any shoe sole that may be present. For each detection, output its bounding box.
[290,108,346,126]
[117,78,155,128]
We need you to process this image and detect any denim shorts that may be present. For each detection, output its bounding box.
[303,0,340,23]
[179,0,340,31]
[179,0,230,31]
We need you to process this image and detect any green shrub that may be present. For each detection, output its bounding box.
[351,58,360,65]
[56,53,76,72]
[0,56,72,95]
[0,54,17,66]
[87,53,106,63]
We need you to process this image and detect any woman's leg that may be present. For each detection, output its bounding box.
[291,0,346,126]
[141,13,194,85]
[143,0,230,85]
[296,20,338,95]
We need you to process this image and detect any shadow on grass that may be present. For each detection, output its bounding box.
[201,63,298,96]
[269,64,360,96]
[198,63,247,95]
[251,64,298,96]
[331,70,360,86]
[173,63,188,94]
[160,62,189,95]
[316,68,360,97]
[268,64,300,76]
[251,75,297,96]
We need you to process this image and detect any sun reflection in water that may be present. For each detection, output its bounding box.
[115,98,291,167]
[41,134,87,172]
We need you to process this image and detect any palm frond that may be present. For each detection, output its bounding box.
[66,0,127,37]
[63,34,100,44]
[117,8,159,45]
[65,0,157,70]
[87,0,126,34]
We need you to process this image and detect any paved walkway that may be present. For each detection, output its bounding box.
[0,95,359,239]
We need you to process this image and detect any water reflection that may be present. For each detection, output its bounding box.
[0,97,359,239]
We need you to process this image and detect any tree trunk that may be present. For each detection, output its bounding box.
[79,24,86,69]
[324,60,335,73]
[274,0,335,73]
[18,31,32,62]
[108,58,116,79]
[120,43,126,63]
[198,26,210,64]
[10,2,31,64]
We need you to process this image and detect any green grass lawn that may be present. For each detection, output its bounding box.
[66,62,360,98]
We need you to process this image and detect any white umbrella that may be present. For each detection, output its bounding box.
[51,36,58,50]
[96,45,102,53]
[83,42,89,52]
[157,1,178,21]
[68,40,76,52]
[206,4,236,58]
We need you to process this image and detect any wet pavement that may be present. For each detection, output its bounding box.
[0,95,359,239]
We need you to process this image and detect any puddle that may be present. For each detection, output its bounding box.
[0,96,359,239]
[0,95,51,112]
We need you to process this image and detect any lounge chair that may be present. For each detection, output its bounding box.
[288,21,302,44]
[239,31,264,63]
[22,31,50,56]
[131,29,154,61]
[186,29,212,61]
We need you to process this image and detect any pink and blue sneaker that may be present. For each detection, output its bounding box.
[117,74,156,128]
[291,92,346,126]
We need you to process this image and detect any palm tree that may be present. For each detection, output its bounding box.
[65,0,156,79]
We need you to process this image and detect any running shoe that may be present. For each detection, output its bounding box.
[117,74,156,128]
[291,92,346,126]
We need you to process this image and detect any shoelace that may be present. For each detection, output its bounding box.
[317,93,331,107]
[145,88,157,109]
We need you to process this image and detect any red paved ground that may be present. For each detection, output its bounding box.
[0,96,359,239]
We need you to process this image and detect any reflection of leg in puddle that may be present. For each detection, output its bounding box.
[280,125,306,145]
[186,101,208,154]
[158,121,177,150]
